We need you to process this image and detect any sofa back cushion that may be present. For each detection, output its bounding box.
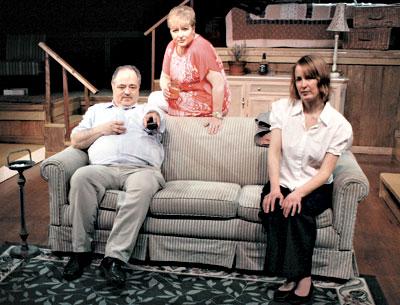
[161,116,268,186]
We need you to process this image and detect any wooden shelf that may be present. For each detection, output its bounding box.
[216,48,400,66]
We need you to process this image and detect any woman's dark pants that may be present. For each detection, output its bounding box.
[259,182,333,281]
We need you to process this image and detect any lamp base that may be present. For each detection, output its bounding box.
[9,244,41,259]
[330,71,341,78]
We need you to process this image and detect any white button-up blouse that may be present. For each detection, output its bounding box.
[270,98,353,191]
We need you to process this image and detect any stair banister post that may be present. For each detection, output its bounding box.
[62,68,70,141]
[151,31,156,91]
[45,53,52,123]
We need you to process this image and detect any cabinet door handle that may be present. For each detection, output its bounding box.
[257,87,261,91]
[241,98,245,107]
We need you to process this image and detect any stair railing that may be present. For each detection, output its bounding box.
[38,42,99,140]
[144,0,193,91]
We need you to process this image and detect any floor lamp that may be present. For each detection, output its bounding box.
[327,3,349,78]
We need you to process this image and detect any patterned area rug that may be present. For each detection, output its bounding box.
[0,246,383,305]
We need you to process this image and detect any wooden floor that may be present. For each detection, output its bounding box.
[0,153,399,305]
[0,143,43,167]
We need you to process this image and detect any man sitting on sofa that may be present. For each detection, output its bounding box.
[63,65,166,286]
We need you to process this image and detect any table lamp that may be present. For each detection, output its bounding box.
[327,3,349,78]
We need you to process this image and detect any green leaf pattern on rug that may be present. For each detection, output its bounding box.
[0,255,373,305]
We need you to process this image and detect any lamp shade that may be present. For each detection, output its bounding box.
[327,3,349,32]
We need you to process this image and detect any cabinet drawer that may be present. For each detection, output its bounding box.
[247,96,286,117]
[249,83,289,94]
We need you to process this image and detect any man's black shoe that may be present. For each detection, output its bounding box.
[100,257,126,287]
[63,252,92,281]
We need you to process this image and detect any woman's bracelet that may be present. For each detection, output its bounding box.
[212,111,223,120]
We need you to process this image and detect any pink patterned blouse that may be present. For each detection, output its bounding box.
[162,35,231,116]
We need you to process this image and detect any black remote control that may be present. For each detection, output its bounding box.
[146,117,158,130]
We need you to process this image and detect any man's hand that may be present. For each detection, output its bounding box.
[143,111,160,129]
[259,133,271,145]
[71,120,126,149]
[101,120,126,135]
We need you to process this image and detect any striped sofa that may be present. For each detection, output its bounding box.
[40,116,369,280]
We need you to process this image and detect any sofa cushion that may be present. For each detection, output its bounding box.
[150,180,240,218]
[316,209,333,228]
[316,227,340,248]
[161,117,268,186]
[100,190,121,210]
[238,185,263,222]
[143,218,266,242]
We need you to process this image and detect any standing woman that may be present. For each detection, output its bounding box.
[148,5,231,134]
[259,55,352,304]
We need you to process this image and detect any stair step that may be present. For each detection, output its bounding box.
[53,114,82,124]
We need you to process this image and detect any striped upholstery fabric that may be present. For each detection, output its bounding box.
[0,34,45,76]
[142,218,266,242]
[316,227,340,248]
[100,190,121,210]
[151,180,240,217]
[237,185,264,222]
[41,146,89,226]
[312,248,356,279]
[235,241,267,270]
[40,116,369,279]
[148,235,237,268]
[161,117,268,185]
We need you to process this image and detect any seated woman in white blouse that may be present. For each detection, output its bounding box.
[259,55,353,305]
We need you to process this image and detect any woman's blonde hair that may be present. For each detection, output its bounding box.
[167,5,196,28]
[289,55,330,104]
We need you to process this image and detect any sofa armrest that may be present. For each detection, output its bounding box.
[332,151,369,250]
[40,146,89,225]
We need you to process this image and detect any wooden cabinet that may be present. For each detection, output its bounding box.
[226,75,348,117]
